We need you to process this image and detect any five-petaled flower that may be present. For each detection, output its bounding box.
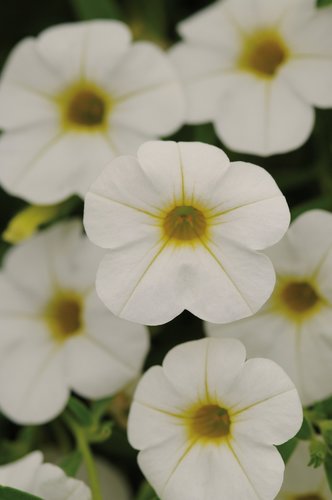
[0,220,149,424]
[128,337,302,500]
[0,20,184,203]
[170,0,332,155]
[207,210,332,406]
[84,140,290,325]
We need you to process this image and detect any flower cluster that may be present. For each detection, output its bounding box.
[0,1,331,499]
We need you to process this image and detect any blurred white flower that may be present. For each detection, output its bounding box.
[84,140,289,325]
[78,457,132,500]
[278,441,331,499]
[128,337,302,500]
[0,21,184,204]
[0,220,149,424]
[0,451,91,500]
[206,210,332,406]
[170,0,332,156]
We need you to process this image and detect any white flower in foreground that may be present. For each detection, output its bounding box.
[0,220,149,424]
[278,441,331,499]
[206,210,332,406]
[0,21,184,204]
[170,0,332,156]
[84,140,289,325]
[128,338,302,500]
[0,451,91,500]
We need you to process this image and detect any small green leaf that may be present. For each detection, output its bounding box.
[90,396,113,423]
[277,437,298,464]
[309,439,327,468]
[317,0,332,7]
[58,450,83,477]
[87,421,113,443]
[67,396,93,427]
[0,486,42,500]
[70,0,122,20]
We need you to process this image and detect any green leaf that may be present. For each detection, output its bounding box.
[90,396,114,423]
[70,0,122,20]
[296,415,314,441]
[309,439,327,468]
[277,437,298,464]
[0,486,42,500]
[325,452,332,492]
[136,481,159,500]
[317,0,332,7]
[67,396,93,427]
[58,450,83,477]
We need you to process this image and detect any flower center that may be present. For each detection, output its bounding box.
[67,90,105,126]
[239,30,288,77]
[45,291,83,341]
[57,82,112,131]
[190,405,231,440]
[163,205,207,242]
[281,281,319,313]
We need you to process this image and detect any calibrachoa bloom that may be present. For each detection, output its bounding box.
[128,338,302,500]
[170,0,332,156]
[206,210,332,406]
[278,441,331,499]
[84,140,290,325]
[0,451,91,499]
[0,220,149,424]
[0,21,184,204]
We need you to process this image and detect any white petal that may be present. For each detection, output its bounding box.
[225,358,302,445]
[0,274,45,316]
[280,441,326,497]
[177,0,242,52]
[266,209,332,278]
[0,38,64,97]
[84,154,162,250]
[296,310,332,406]
[33,463,91,500]
[282,57,332,108]
[105,124,149,156]
[228,435,285,500]
[162,338,246,402]
[110,42,184,136]
[181,237,276,323]
[169,43,238,123]
[0,451,43,493]
[210,161,290,250]
[36,21,131,85]
[215,75,314,156]
[205,311,300,393]
[128,366,189,450]
[44,220,103,293]
[0,336,68,424]
[1,230,55,304]
[0,125,113,203]
[64,291,149,399]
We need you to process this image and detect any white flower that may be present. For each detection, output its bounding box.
[0,21,184,204]
[170,0,332,156]
[0,220,149,424]
[0,451,91,500]
[278,441,331,499]
[127,337,302,500]
[206,210,332,406]
[84,140,289,325]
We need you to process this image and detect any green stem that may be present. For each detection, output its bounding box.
[64,414,103,500]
